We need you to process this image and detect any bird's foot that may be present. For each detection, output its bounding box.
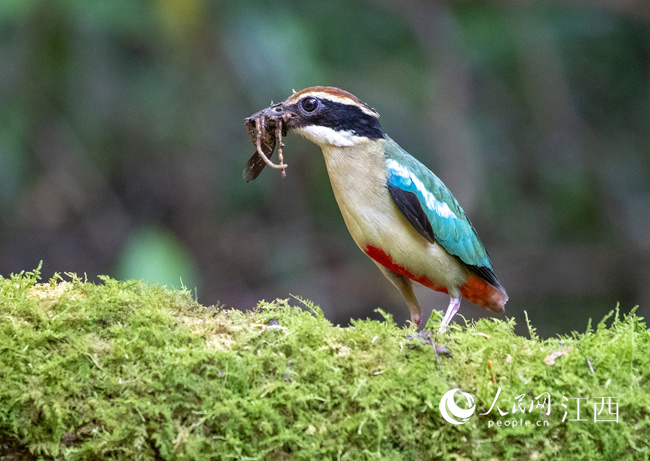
[406,330,451,358]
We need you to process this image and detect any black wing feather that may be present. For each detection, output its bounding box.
[387,184,435,244]
[465,264,503,289]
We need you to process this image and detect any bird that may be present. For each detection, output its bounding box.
[246,86,508,333]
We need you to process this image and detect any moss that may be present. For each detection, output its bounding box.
[0,266,648,459]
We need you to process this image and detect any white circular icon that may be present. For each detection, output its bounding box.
[439,388,476,425]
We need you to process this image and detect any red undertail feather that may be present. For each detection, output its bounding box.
[460,275,507,313]
[365,245,507,313]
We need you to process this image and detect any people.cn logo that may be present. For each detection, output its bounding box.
[439,388,476,425]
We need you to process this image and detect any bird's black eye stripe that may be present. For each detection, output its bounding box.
[301,97,319,112]
[288,98,385,139]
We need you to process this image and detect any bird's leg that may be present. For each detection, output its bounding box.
[373,263,422,326]
[438,296,461,334]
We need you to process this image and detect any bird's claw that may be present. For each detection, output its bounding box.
[406,330,451,358]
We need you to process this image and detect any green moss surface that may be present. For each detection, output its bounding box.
[1,267,648,459]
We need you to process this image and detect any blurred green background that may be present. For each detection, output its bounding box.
[1,0,648,337]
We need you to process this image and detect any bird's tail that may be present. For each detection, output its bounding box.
[460,274,508,313]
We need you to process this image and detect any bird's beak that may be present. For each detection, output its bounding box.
[245,102,297,130]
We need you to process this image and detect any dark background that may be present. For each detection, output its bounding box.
[1,0,648,337]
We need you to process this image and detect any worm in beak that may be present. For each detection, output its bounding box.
[243,103,293,182]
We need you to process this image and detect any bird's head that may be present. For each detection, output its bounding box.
[243,87,385,181]
[269,86,385,147]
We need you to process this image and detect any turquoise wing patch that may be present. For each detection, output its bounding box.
[384,145,493,271]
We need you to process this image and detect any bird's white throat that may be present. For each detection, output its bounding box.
[295,125,364,147]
